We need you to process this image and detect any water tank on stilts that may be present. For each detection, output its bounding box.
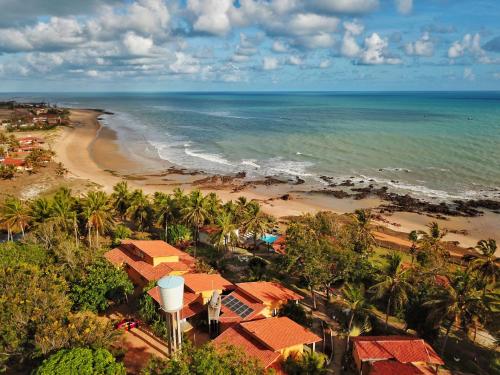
[157,275,184,354]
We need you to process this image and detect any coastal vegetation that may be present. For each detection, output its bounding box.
[0,182,498,374]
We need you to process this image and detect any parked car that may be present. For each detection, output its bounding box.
[115,318,140,331]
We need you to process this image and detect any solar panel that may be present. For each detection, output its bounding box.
[222,295,254,319]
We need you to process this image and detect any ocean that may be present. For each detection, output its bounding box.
[3,92,500,202]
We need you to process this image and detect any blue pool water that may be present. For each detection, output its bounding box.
[261,234,279,244]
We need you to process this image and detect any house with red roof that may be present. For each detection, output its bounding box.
[351,336,444,374]
[272,235,286,254]
[1,157,26,170]
[104,240,195,286]
[213,316,321,371]
[217,281,303,329]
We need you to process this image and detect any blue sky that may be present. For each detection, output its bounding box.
[0,0,499,91]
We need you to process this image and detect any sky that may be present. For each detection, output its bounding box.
[0,0,499,92]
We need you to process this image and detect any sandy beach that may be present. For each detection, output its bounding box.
[52,109,500,253]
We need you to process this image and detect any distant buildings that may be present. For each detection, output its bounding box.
[352,336,444,374]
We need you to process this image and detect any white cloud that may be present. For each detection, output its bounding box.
[86,70,99,77]
[311,0,379,14]
[463,67,475,81]
[123,32,153,55]
[296,32,335,49]
[287,55,303,65]
[289,13,339,36]
[395,0,412,15]
[405,32,434,57]
[448,33,493,63]
[169,52,200,74]
[263,56,279,70]
[319,59,331,68]
[361,33,401,65]
[343,20,364,35]
[187,0,232,35]
[272,40,288,53]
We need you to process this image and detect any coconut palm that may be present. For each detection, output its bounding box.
[126,189,153,231]
[0,196,31,239]
[341,283,373,350]
[418,222,448,262]
[51,187,76,232]
[111,181,131,220]
[181,190,209,245]
[369,253,413,331]
[424,270,482,355]
[408,230,418,264]
[205,192,222,223]
[350,209,376,254]
[241,202,274,251]
[82,190,113,247]
[153,192,175,241]
[30,197,53,223]
[469,239,499,293]
[211,211,238,252]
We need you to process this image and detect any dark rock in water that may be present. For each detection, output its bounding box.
[281,194,291,200]
[320,175,334,183]
[390,180,399,184]
[339,179,355,187]
[103,111,114,115]
[378,168,383,171]
[369,179,375,182]
[235,171,246,178]
[295,177,305,185]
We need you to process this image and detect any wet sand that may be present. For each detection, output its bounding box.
[52,109,500,253]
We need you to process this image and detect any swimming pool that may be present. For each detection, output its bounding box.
[261,234,279,244]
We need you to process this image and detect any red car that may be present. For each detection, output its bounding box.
[115,318,140,331]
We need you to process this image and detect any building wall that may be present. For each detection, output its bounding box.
[279,344,304,358]
[152,255,180,267]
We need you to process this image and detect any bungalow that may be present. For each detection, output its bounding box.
[213,316,321,371]
[351,336,444,375]
[2,157,26,170]
[104,240,195,286]
[218,281,303,328]
[18,136,44,146]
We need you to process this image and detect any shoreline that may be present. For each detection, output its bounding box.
[52,109,500,252]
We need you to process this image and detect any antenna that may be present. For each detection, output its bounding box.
[157,275,184,354]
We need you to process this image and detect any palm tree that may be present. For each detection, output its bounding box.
[408,230,418,264]
[469,239,499,293]
[211,211,238,252]
[82,190,113,247]
[369,253,413,331]
[350,209,376,254]
[181,190,209,246]
[126,189,152,231]
[341,283,373,350]
[30,197,53,223]
[241,202,274,251]
[419,222,448,262]
[51,187,76,233]
[205,192,222,223]
[153,192,175,241]
[0,196,31,239]
[111,181,131,220]
[424,270,482,356]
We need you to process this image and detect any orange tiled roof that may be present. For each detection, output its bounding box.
[236,281,303,304]
[2,158,25,167]
[240,316,321,351]
[219,289,266,323]
[352,336,444,366]
[121,240,192,259]
[183,273,234,293]
[104,245,193,282]
[147,286,203,319]
[213,325,281,369]
[369,361,424,375]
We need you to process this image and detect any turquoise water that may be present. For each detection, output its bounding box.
[261,234,279,244]
[3,92,500,201]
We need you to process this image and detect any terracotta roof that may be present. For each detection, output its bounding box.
[236,281,303,304]
[369,361,424,375]
[121,240,192,259]
[219,289,266,323]
[240,317,321,351]
[147,286,203,319]
[272,236,286,255]
[183,273,234,293]
[213,325,281,369]
[2,158,25,167]
[104,246,193,282]
[200,225,220,234]
[352,336,444,366]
